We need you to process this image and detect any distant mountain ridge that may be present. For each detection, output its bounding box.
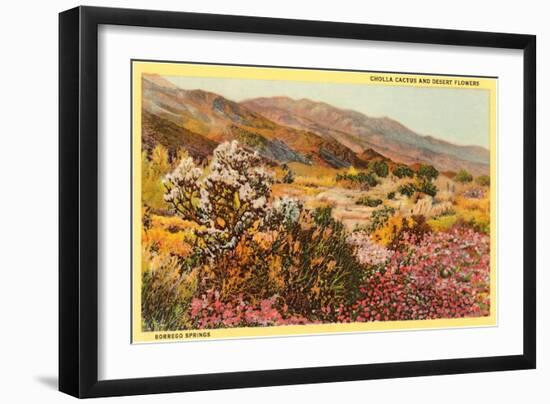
[142,73,489,175]
[142,74,370,169]
[242,96,489,175]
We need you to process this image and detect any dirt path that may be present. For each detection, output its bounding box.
[306,187,377,230]
[274,181,411,231]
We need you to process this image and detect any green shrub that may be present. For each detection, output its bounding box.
[388,215,432,251]
[417,164,439,181]
[454,169,473,183]
[281,163,295,184]
[371,160,389,178]
[387,191,396,200]
[475,175,490,186]
[367,206,396,232]
[141,254,197,331]
[336,172,379,188]
[418,180,438,197]
[398,183,417,197]
[265,206,366,320]
[392,165,414,178]
[356,197,383,207]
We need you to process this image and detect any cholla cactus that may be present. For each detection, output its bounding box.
[265,197,302,229]
[163,141,274,259]
[202,141,273,254]
[163,157,209,225]
[204,141,273,222]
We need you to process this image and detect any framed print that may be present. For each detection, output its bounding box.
[131,61,498,343]
[59,6,536,398]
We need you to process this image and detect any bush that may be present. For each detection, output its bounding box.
[397,176,438,199]
[417,164,439,181]
[141,251,197,331]
[164,141,273,259]
[160,141,367,322]
[387,191,396,200]
[281,163,295,184]
[262,206,366,320]
[162,141,275,296]
[417,180,438,197]
[388,215,432,251]
[336,172,379,188]
[392,165,414,179]
[454,169,473,183]
[367,206,396,233]
[371,161,389,178]
[370,214,431,249]
[427,214,459,232]
[476,175,490,186]
[282,170,295,183]
[453,195,490,234]
[142,145,172,211]
[356,197,383,207]
[398,183,417,197]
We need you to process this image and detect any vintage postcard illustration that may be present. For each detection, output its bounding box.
[132,61,496,343]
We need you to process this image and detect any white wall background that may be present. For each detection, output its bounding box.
[0,0,545,402]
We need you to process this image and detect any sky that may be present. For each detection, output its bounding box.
[166,75,490,149]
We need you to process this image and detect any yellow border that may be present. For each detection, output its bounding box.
[132,61,498,343]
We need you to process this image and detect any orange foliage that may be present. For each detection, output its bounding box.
[371,215,414,247]
[142,226,193,258]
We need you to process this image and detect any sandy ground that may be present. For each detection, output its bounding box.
[273,178,463,231]
[274,183,411,231]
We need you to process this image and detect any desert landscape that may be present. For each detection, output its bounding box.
[139,72,491,332]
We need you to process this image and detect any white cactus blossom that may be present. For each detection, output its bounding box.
[269,197,302,226]
[163,141,274,260]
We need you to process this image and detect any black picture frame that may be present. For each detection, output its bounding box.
[59,5,536,398]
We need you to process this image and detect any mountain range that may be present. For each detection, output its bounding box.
[141,73,489,175]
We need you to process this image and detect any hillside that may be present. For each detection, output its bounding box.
[142,109,217,161]
[242,96,490,175]
[142,74,374,169]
